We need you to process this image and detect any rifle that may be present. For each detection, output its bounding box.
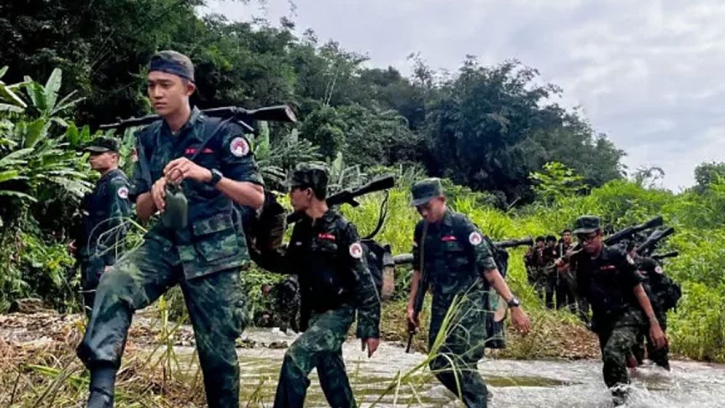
[636,227,675,257]
[286,175,396,224]
[652,251,679,261]
[559,215,664,263]
[99,105,297,132]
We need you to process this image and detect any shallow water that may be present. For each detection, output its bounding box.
[172,327,725,408]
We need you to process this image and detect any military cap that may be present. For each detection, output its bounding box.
[289,163,329,193]
[573,215,602,235]
[83,136,120,153]
[410,178,444,207]
[148,50,195,82]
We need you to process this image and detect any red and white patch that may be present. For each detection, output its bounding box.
[655,266,663,274]
[117,186,129,199]
[349,242,364,259]
[442,235,457,242]
[230,137,250,157]
[469,232,483,246]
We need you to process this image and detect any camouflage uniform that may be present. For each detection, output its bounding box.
[631,257,670,369]
[258,164,380,408]
[572,216,648,403]
[77,138,132,316]
[411,180,499,408]
[77,100,263,407]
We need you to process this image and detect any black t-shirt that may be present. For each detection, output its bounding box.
[575,246,645,322]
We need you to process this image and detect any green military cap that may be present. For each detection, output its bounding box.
[410,178,444,206]
[149,50,195,83]
[289,163,329,193]
[83,136,120,153]
[573,215,602,235]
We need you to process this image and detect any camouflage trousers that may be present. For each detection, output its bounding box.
[77,238,247,408]
[429,290,489,408]
[273,305,356,408]
[631,311,669,369]
[595,310,647,400]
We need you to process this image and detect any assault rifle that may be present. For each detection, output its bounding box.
[636,227,675,257]
[393,236,533,266]
[403,235,531,353]
[652,251,679,261]
[286,175,396,224]
[99,105,297,132]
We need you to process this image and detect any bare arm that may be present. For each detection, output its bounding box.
[135,192,157,221]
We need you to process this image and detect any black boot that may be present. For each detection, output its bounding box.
[87,365,117,408]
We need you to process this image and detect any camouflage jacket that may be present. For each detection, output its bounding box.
[79,168,132,265]
[129,107,263,280]
[259,210,381,339]
[412,210,497,307]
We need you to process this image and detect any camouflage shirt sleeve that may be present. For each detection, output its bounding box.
[341,221,381,339]
[99,177,132,266]
[219,124,264,186]
[457,216,498,272]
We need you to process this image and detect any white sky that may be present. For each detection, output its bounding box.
[204,0,725,191]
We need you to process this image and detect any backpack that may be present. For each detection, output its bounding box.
[361,239,395,300]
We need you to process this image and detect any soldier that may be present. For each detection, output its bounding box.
[556,229,576,312]
[406,178,530,408]
[257,163,380,408]
[69,137,131,317]
[627,243,676,370]
[76,51,265,408]
[523,237,543,288]
[543,235,558,309]
[259,276,301,333]
[528,236,546,299]
[560,216,667,405]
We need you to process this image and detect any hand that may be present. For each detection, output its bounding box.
[510,307,531,335]
[68,240,77,254]
[406,305,420,332]
[164,158,212,185]
[151,177,168,213]
[362,338,380,358]
[649,322,668,349]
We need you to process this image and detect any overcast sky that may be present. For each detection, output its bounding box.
[204,0,725,191]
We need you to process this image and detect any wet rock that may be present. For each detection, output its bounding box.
[267,341,288,349]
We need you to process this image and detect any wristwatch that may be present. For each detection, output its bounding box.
[507,296,521,308]
[209,168,223,186]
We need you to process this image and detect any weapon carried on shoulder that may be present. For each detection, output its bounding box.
[635,227,675,257]
[559,215,664,264]
[99,105,297,132]
[286,175,396,224]
[652,251,679,261]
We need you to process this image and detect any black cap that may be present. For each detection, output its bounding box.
[83,136,120,153]
[573,215,602,235]
[410,178,444,206]
[289,163,329,197]
[149,50,195,83]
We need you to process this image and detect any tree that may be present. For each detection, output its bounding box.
[694,162,725,193]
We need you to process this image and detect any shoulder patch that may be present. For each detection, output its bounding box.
[349,242,364,259]
[655,266,663,274]
[469,232,483,246]
[230,137,250,157]
[117,186,129,199]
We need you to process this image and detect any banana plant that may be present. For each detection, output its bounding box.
[0,66,27,114]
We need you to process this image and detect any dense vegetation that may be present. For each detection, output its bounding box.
[1,0,724,366]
